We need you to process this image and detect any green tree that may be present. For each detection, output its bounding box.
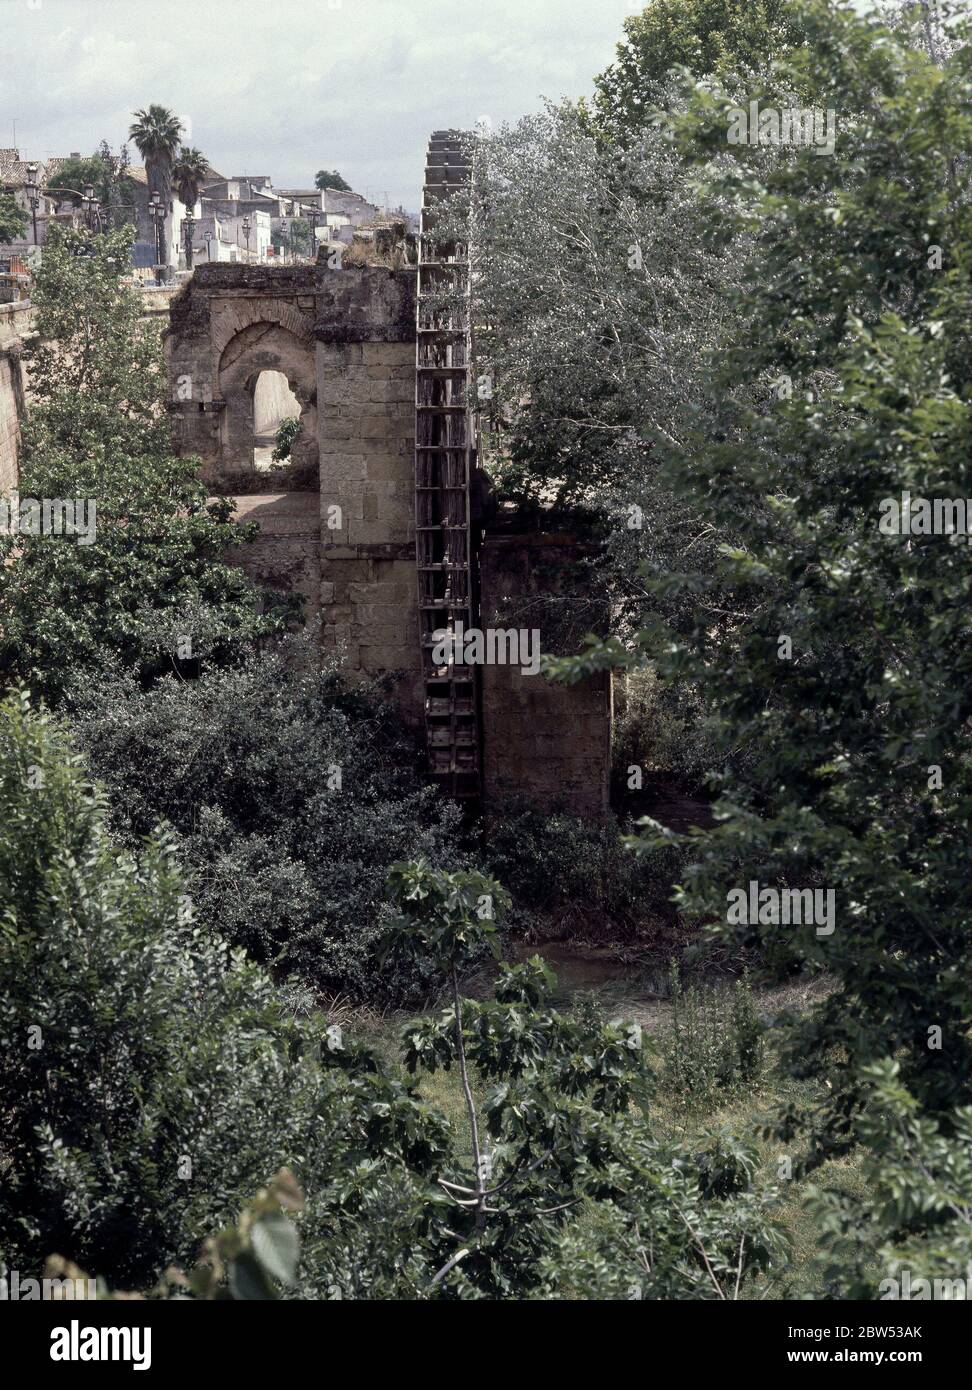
[47,146,137,229]
[0,691,451,1289]
[271,216,311,260]
[0,224,278,704]
[0,695,783,1299]
[68,646,465,1001]
[0,192,27,242]
[382,859,784,1297]
[172,145,210,208]
[558,0,972,1290]
[314,168,350,191]
[129,104,183,266]
[46,155,105,207]
[593,0,815,134]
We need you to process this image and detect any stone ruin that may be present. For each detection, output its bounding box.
[164,134,615,818]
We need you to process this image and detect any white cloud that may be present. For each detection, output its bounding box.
[0,0,634,207]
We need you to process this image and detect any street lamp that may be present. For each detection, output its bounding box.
[183,211,196,269]
[241,215,251,261]
[149,190,166,285]
[205,229,213,262]
[81,183,100,232]
[24,162,39,246]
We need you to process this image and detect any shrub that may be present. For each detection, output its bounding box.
[0,692,451,1289]
[661,961,765,1110]
[478,802,677,937]
[0,226,278,707]
[272,415,300,462]
[66,644,464,1000]
[381,859,785,1299]
[0,721,786,1302]
[612,666,722,792]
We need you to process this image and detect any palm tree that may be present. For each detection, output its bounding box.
[129,105,183,267]
[172,146,209,210]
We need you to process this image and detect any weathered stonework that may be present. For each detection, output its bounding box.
[0,303,30,494]
[164,262,613,818]
[479,533,612,819]
[165,263,425,722]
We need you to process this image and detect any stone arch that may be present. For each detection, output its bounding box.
[216,321,318,488]
[211,298,313,362]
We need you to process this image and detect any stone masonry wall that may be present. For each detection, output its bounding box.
[164,264,612,810]
[165,264,423,723]
[0,303,31,495]
[317,338,422,723]
[479,533,612,819]
[0,351,24,495]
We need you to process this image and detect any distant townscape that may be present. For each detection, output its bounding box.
[0,110,417,295]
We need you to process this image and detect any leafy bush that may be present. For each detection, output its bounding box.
[272,415,300,462]
[621,4,972,1184]
[661,962,765,1111]
[66,644,464,1000]
[0,715,786,1300]
[808,1061,972,1299]
[478,802,677,937]
[0,226,278,707]
[613,666,722,792]
[381,859,785,1299]
[0,693,452,1289]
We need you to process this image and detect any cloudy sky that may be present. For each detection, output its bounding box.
[0,0,637,209]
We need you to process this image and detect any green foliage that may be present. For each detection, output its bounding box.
[46,155,104,204]
[385,862,784,1298]
[632,0,972,1140]
[385,858,510,977]
[68,646,464,1000]
[0,692,320,1283]
[271,414,300,461]
[0,712,784,1300]
[662,962,765,1111]
[272,218,312,259]
[129,105,183,165]
[45,145,137,228]
[183,1169,305,1299]
[808,1062,972,1297]
[172,146,209,207]
[478,803,676,936]
[128,104,182,210]
[315,169,350,191]
[606,0,972,1270]
[593,0,815,134]
[463,97,753,670]
[0,224,278,704]
[0,192,28,242]
[613,666,722,790]
[0,693,457,1292]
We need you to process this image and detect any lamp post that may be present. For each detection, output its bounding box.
[81,183,100,232]
[279,218,289,263]
[24,162,40,246]
[205,229,213,262]
[183,211,196,270]
[242,214,251,262]
[149,190,166,285]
